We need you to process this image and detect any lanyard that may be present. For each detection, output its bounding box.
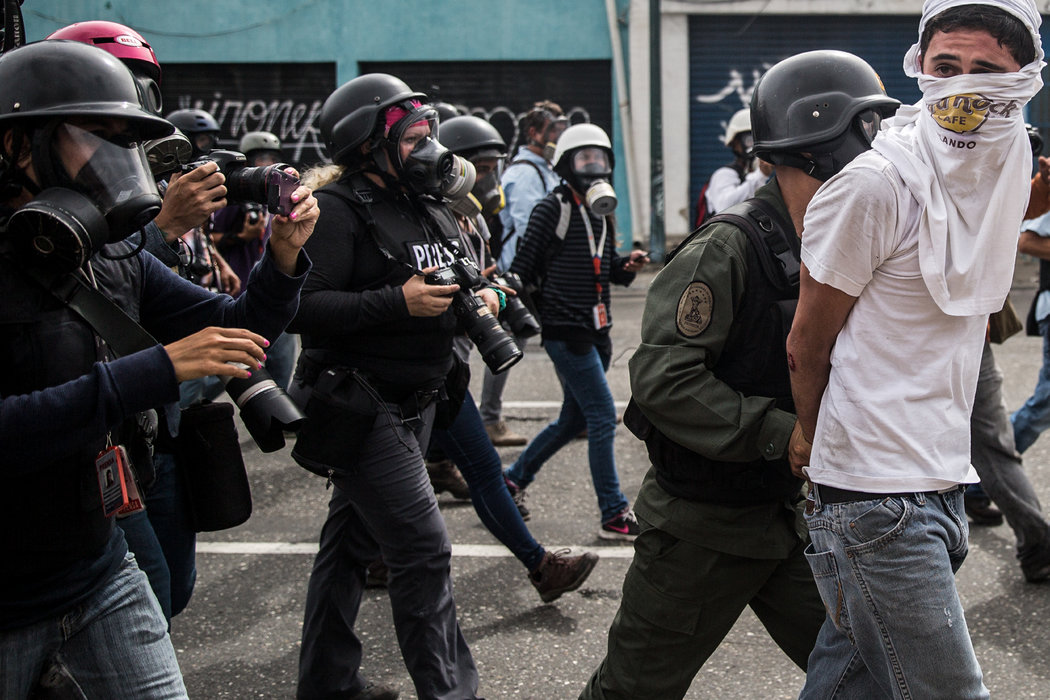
[579,204,607,301]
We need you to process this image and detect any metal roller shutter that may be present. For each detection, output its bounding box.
[688,13,1050,217]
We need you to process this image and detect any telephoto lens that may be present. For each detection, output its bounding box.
[425,260,524,374]
[492,275,540,338]
[223,365,306,452]
[452,292,523,374]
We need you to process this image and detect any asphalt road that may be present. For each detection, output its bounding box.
[173,259,1050,699]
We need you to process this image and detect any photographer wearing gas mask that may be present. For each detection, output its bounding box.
[0,40,316,697]
[483,100,568,447]
[424,115,598,603]
[291,73,493,700]
[48,23,268,626]
[47,22,231,288]
[503,123,649,541]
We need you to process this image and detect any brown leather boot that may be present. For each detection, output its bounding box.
[425,458,471,500]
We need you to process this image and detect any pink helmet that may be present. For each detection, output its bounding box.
[47,20,160,82]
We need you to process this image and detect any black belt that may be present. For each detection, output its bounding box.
[815,483,963,505]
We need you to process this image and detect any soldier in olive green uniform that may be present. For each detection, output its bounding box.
[580,50,901,700]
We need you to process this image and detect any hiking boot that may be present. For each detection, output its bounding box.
[504,474,530,521]
[599,508,641,542]
[964,493,1004,526]
[1020,542,1050,583]
[348,682,400,700]
[529,548,599,603]
[426,459,471,500]
[365,558,388,588]
[485,420,527,447]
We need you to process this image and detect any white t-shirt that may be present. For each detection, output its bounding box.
[801,150,983,492]
[705,166,766,215]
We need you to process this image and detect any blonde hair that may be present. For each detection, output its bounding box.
[300,163,345,191]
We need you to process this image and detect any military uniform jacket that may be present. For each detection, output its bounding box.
[628,180,801,501]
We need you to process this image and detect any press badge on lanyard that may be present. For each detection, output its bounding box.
[581,204,610,330]
[95,434,143,517]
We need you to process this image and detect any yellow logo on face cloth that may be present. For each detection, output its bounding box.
[929,93,989,133]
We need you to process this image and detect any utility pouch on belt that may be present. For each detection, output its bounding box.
[433,353,471,430]
[292,366,379,478]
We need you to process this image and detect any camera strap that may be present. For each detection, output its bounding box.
[24,265,158,358]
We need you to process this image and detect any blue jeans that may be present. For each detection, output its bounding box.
[800,486,987,699]
[0,552,186,698]
[432,389,545,572]
[1013,318,1050,453]
[505,339,628,523]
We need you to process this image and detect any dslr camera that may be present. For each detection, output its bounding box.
[183,149,299,216]
[491,273,540,339]
[426,259,523,374]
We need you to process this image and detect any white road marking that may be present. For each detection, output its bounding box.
[196,542,636,558]
[502,400,629,409]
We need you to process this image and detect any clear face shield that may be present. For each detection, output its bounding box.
[52,122,163,239]
[8,120,162,271]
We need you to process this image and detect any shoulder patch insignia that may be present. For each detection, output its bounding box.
[676,282,713,337]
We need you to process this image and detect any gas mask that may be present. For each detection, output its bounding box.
[7,122,162,271]
[531,116,568,163]
[568,146,617,215]
[470,158,506,218]
[386,105,476,198]
[143,131,193,178]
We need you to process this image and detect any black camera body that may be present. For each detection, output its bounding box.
[183,149,299,216]
[426,259,523,374]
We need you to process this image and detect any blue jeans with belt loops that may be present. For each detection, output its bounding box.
[799,485,988,700]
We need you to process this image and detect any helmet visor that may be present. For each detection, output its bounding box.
[54,122,161,235]
[572,147,612,176]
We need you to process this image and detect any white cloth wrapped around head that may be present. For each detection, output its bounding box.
[870,0,1045,316]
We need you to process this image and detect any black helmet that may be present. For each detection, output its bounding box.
[432,102,462,122]
[0,41,171,139]
[750,50,900,181]
[319,73,427,165]
[437,116,507,160]
[166,108,220,135]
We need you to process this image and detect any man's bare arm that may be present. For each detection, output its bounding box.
[786,262,858,474]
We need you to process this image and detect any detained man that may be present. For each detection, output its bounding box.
[786,1,1044,697]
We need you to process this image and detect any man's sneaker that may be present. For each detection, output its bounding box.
[964,493,1004,526]
[426,458,471,500]
[485,420,528,447]
[504,474,530,521]
[529,548,599,603]
[600,508,641,541]
[348,682,400,700]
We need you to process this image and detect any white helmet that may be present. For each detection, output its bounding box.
[552,123,612,171]
[723,108,751,146]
